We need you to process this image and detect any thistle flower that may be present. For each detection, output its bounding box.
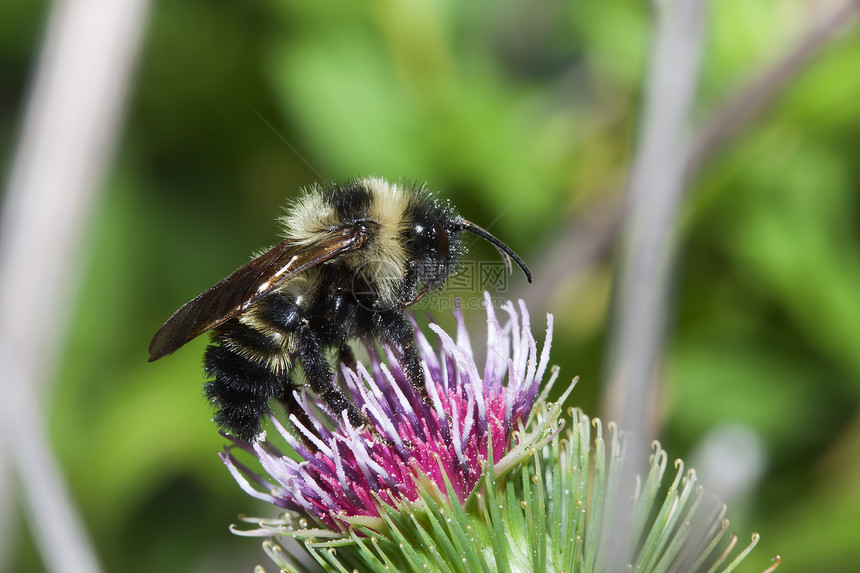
[221,295,779,573]
[222,294,555,530]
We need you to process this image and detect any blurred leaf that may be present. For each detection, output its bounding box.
[667,329,850,461]
[758,413,860,570]
[266,2,569,236]
[723,135,860,395]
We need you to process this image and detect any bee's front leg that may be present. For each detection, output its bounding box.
[371,309,429,404]
[338,342,357,372]
[294,320,367,432]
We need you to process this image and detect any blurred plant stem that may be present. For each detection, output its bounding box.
[603,0,860,437]
[0,1,151,571]
[686,0,860,182]
[517,0,860,321]
[600,0,860,568]
[603,1,708,570]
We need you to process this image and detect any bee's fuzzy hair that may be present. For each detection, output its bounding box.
[280,177,436,305]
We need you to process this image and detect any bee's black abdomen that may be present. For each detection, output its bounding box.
[203,343,286,441]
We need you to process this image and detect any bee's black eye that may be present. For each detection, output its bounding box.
[411,221,430,243]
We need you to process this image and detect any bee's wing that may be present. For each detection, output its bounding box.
[148,224,371,361]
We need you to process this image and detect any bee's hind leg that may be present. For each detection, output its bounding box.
[276,378,327,448]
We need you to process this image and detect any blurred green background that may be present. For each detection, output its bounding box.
[2,0,859,571]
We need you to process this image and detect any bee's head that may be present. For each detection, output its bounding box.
[406,198,532,292]
[405,200,463,290]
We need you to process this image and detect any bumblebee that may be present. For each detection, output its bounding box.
[149,177,531,441]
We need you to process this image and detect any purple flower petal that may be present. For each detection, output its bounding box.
[222,296,553,532]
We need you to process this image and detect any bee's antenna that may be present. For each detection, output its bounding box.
[459,220,532,283]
